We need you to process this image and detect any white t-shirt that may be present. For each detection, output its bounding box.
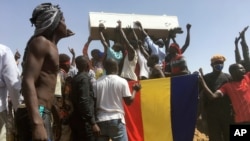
[93,74,131,124]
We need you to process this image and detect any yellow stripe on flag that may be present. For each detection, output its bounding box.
[140,78,173,141]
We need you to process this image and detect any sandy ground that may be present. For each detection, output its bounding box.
[193,128,209,141]
[193,117,209,141]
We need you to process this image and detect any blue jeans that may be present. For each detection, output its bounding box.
[96,119,128,141]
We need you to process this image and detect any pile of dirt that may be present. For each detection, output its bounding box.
[193,128,209,141]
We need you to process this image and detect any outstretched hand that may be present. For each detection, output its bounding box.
[99,23,105,31]
[134,21,142,28]
[117,20,122,29]
[68,47,75,56]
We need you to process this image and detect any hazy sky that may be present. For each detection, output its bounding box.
[1,0,250,74]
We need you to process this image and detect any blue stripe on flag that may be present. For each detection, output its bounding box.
[171,74,199,141]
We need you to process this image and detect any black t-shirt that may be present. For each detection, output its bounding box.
[203,71,233,116]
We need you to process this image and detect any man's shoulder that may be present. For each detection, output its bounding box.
[204,72,213,77]
[73,72,89,81]
[99,75,126,82]
[222,72,231,79]
[30,36,49,44]
[28,36,53,51]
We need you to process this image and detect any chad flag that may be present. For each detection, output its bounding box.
[124,74,199,141]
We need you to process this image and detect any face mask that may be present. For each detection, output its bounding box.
[213,64,224,71]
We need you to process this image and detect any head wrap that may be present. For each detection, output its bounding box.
[169,43,181,54]
[210,54,226,64]
[30,3,63,36]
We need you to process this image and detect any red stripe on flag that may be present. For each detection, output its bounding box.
[124,81,144,141]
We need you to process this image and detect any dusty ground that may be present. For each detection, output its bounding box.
[193,117,209,141]
[193,128,209,141]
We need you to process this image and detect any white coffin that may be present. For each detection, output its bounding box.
[89,12,180,40]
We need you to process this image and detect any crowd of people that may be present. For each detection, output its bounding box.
[1,2,250,141]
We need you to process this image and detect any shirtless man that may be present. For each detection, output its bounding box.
[15,3,74,141]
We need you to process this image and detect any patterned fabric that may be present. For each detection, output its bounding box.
[30,3,63,36]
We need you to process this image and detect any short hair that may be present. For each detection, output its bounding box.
[91,49,100,56]
[211,55,226,64]
[103,58,118,74]
[229,63,239,75]
[75,55,89,71]
[59,54,70,64]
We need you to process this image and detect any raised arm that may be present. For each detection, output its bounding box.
[82,36,92,59]
[135,21,164,57]
[134,21,148,39]
[117,21,135,61]
[235,36,242,63]
[181,23,191,54]
[139,41,150,60]
[117,21,132,47]
[68,47,75,67]
[131,25,139,41]
[164,29,176,54]
[199,68,222,99]
[98,23,110,53]
[240,26,250,71]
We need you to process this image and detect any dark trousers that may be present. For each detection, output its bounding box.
[207,113,233,141]
[15,107,53,141]
[69,113,95,141]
